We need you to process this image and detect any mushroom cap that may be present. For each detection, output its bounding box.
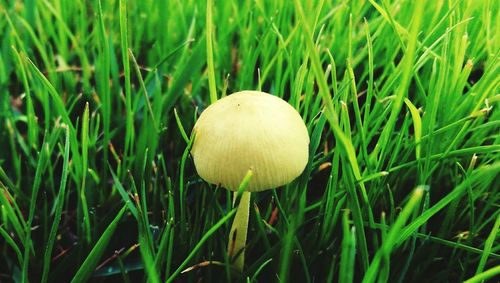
[191,91,309,192]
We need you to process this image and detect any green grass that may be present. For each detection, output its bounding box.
[0,0,499,282]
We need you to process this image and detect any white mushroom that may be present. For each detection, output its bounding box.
[191,90,309,271]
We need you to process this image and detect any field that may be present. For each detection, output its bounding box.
[0,0,499,282]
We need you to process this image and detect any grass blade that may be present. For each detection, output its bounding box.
[80,102,91,244]
[206,0,218,103]
[41,125,71,283]
[21,132,52,283]
[475,213,500,275]
[339,211,356,283]
[363,187,424,283]
[166,208,237,283]
[397,163,499,244]
[119,0,134,157]
[71,204,128,283]
[465,265,500,283]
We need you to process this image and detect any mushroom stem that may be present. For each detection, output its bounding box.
[228,191,251,272]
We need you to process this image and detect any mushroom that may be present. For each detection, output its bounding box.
[191,90,309,271]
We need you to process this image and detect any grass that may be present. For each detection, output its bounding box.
[0,0,499,282]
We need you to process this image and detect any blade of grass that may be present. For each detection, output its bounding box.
[96,0,111,171]
[109,166,138,219]
[397,163,499,244]
[138,226,160,283]
[80,102,91,244]
[41,125,70,283]
[71,204,127,283]
[179,133,196,236]
[0,184,26,244]
[339,210,356,283]
[129,48,158,130]
[404,98,422,160]
[21,131,53,283]
[11,45,38,149]
[206,0,217,103]
[174,108,190,144]
[119,0,134,157]
[475,213,500,275]
[166,208,237,283]
[0,225,23,265]
[464,265,500,283]
[362,187,424,283]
